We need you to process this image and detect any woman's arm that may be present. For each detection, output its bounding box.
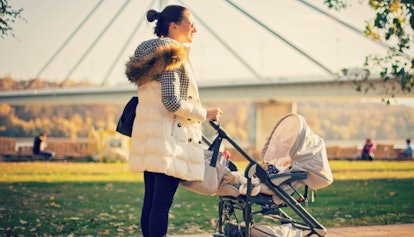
[159,70,206,122]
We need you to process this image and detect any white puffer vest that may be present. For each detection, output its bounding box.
[127,38,206,181]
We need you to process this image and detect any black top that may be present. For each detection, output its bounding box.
[33,136,41,154]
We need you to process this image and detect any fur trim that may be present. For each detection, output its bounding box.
[126,44,186,86]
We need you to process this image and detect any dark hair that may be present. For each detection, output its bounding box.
[407,139,411,144]
[146,5,187,37]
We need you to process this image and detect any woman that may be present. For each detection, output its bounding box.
[125,5,223,237]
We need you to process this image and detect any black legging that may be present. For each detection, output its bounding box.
[141,171,180,237]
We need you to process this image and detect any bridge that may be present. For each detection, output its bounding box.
[2,0,407,103]
[1,1,412,149]
[1,77,409,149]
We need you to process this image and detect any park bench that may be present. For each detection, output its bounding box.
[0,137,90,162]
[1,145,45,161]
[326,146,358,160]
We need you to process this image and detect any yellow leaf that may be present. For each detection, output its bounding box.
[103,229,110,235]
[389,1,400,12]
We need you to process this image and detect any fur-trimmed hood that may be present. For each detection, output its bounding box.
[126,38,187,85]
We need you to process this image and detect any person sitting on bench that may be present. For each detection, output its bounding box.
[33,133,55,161]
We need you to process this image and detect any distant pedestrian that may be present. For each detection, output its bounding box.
[33,133,55,160]
[361,138,374,161]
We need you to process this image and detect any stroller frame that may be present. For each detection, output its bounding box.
[208,120,327,237]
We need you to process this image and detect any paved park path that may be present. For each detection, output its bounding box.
[171,223,414,237]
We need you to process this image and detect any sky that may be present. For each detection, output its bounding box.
[0,0,401,86]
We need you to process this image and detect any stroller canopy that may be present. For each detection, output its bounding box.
[260,113,333,189]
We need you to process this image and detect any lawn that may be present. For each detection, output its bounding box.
[0,161,413,236]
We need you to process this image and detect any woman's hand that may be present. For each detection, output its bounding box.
[206,107,223,121]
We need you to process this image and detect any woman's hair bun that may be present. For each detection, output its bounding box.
[147,9,160,22]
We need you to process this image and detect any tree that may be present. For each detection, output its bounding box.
[326,0,414,99]
[0,0,25,38]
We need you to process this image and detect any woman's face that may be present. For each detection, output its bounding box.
[169,10,197,44]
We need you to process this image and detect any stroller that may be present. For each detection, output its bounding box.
[184,113,333,237]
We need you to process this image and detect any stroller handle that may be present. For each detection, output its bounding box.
[209,120,230,139]
[209,120,220,130]
[208,120,256,164]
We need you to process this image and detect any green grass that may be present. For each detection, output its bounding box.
[0,161,413,236]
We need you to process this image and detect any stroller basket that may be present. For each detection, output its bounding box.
[208,113,333,237]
